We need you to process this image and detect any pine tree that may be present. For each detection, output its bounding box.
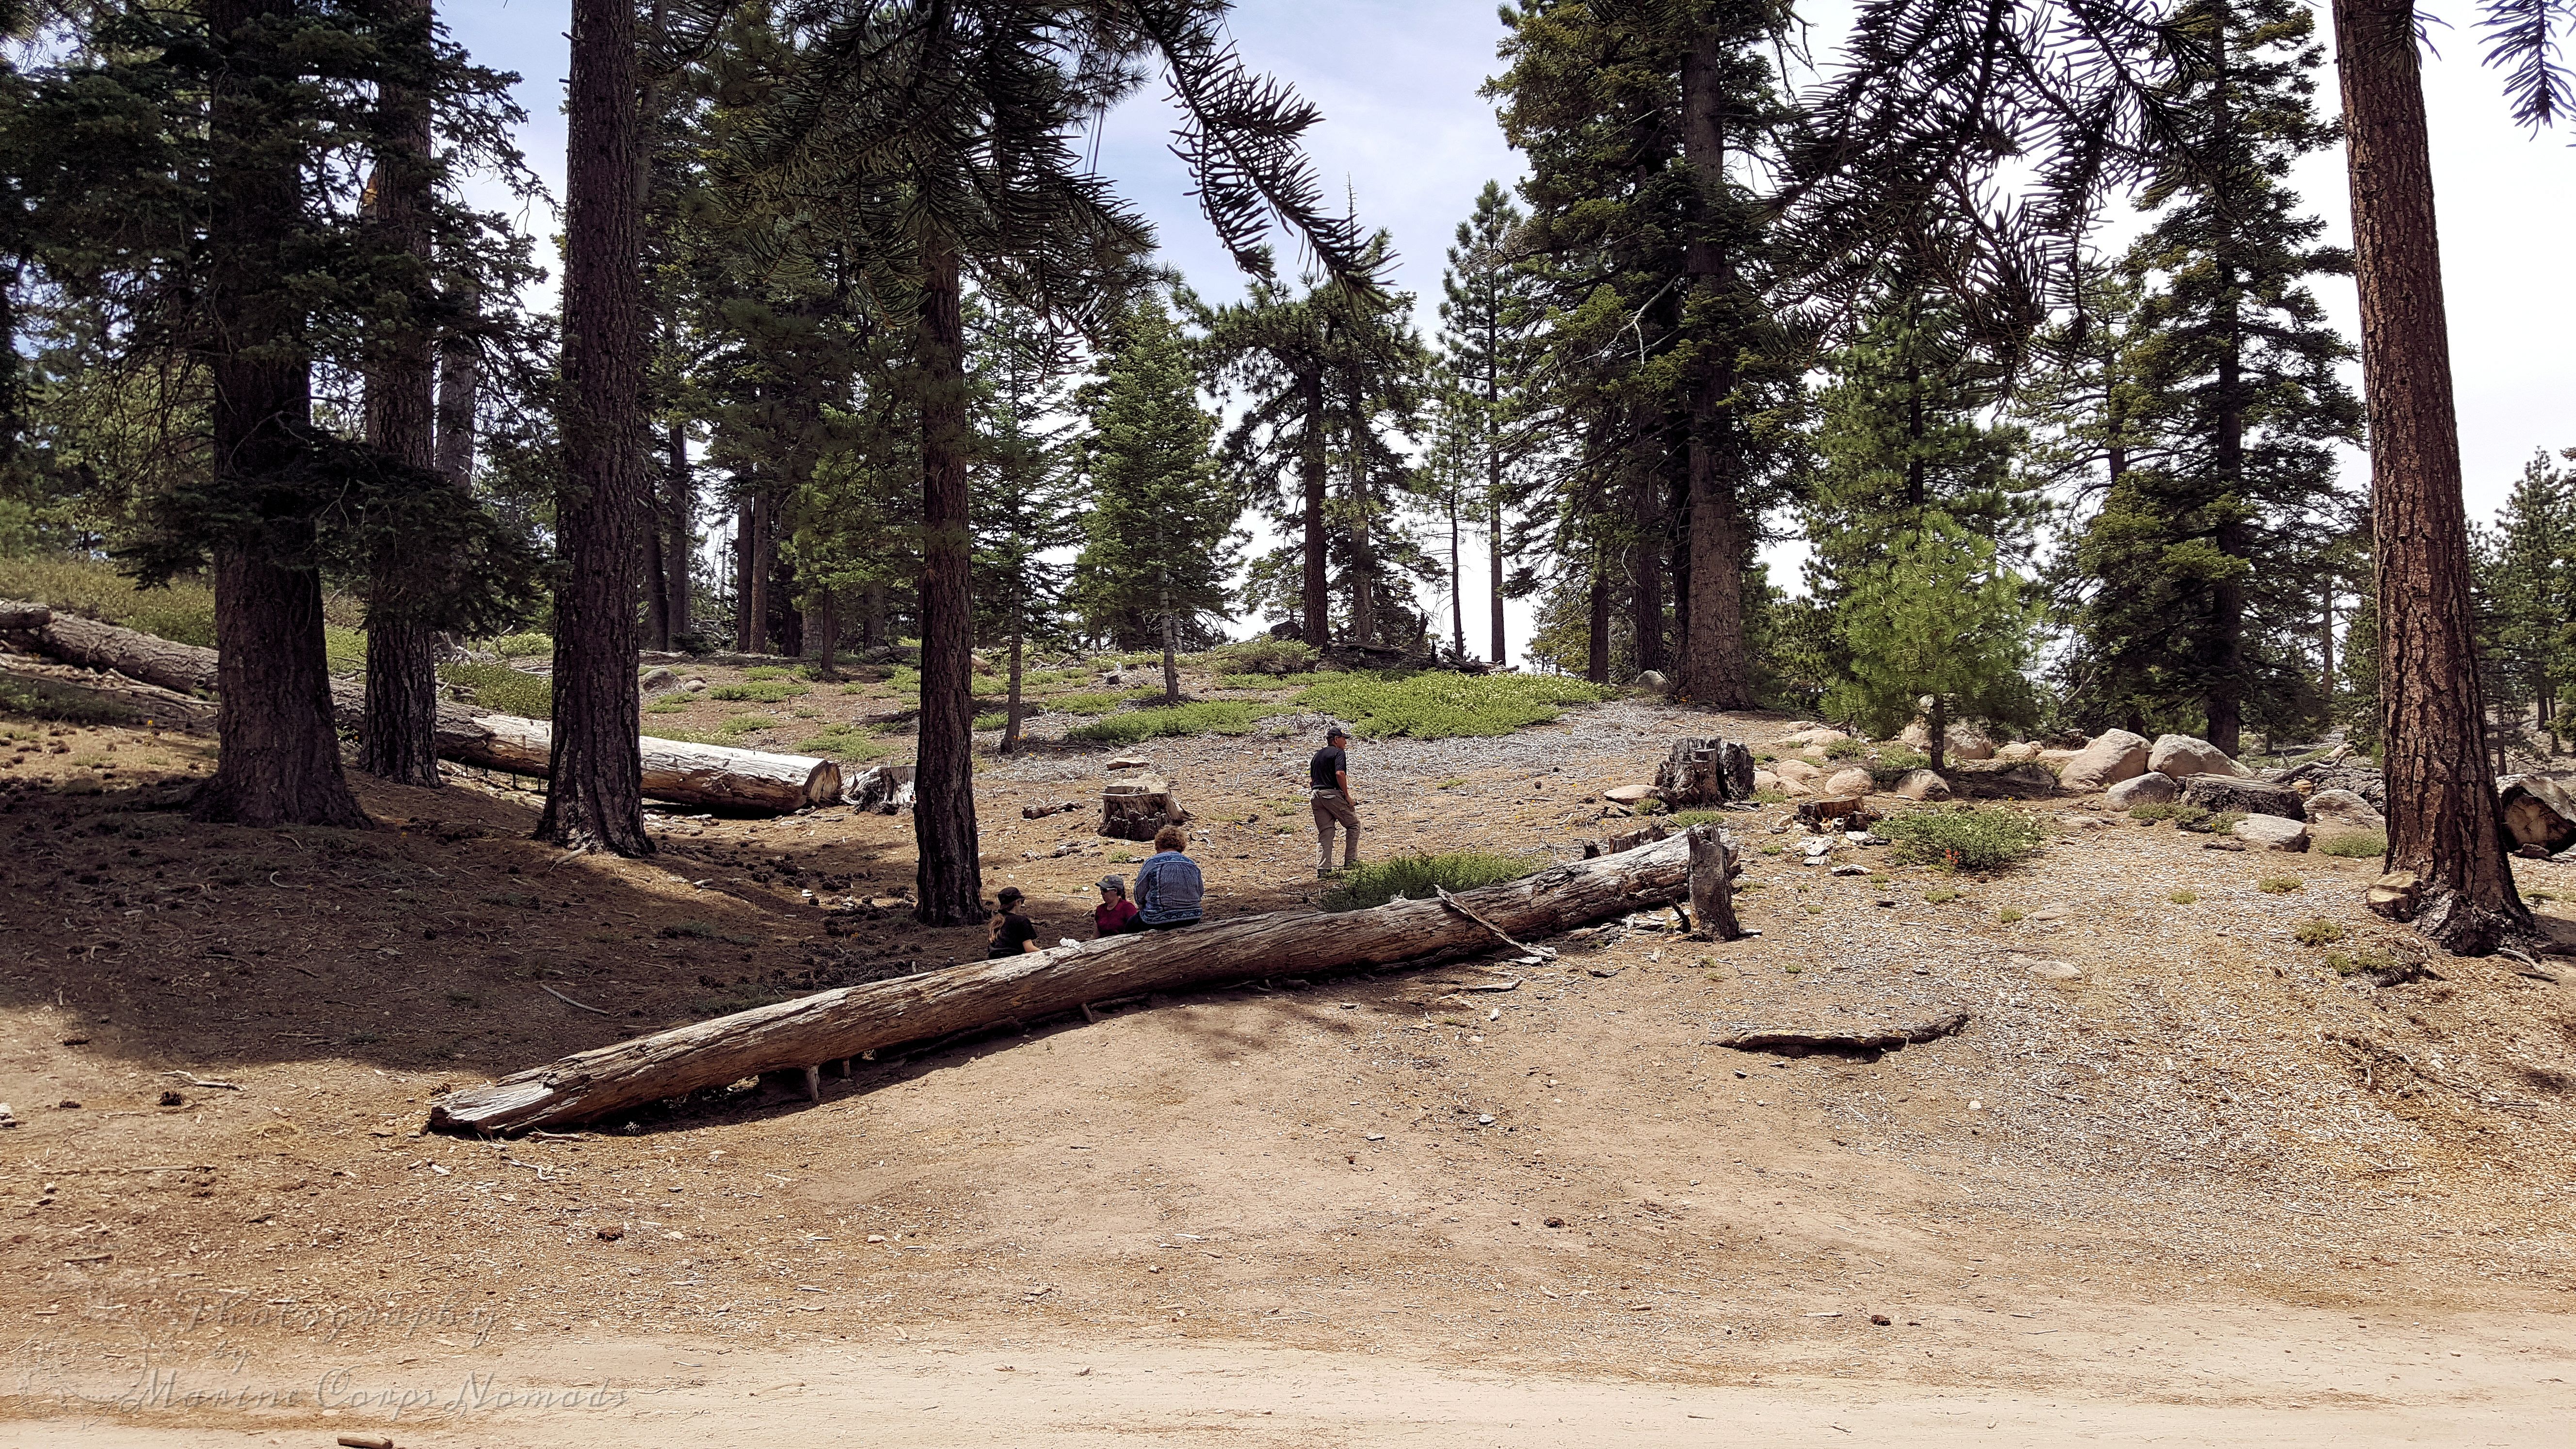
[1825,515,2037,772]
[1073,296,1237,704]
[2479,451,2575,741]
[1433,180,1546,664]
[970,304,1083,751]
[2056,0,2362,754]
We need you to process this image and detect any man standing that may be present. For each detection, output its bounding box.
[1310,724,1360,877]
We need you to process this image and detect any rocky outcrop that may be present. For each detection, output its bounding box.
[2496,774,2576,855]
[2106,772,2178,808]
[1946,760,2058,800]
[2148,734,2247,779]
[2057,729,2151,793]
[2180,774,2305,821]
[1823,767,1875,797]
[1892,769,1951,802]
[2232,814,2309,851]
[2303,787,2386,836]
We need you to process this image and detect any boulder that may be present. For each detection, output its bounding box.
[1752,769,1784,795]
[1899,721,1931,748]
[638,665,679,692]
[1892,769,1951,802]
[1773,775,1815,799]
[2057,730,2151,793]
[1946,760,2058,800]
[1994,741,2041,762]
[1632,670,1671,696]
[1772,757,1823,785]
[1603,783,1658,805]
[1780,726,1851,749]
[1823,767,1875,796]
[1944,724,1996,762]
[2148,734,2247,779]
[2303,787,2385,835]
[2105,772,2178,808]
[2496,774,2576,855]
[2179,774,2304,821]
[2232,814,2309,852]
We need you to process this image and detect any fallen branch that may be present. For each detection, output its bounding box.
[539,983,613,1016]
[1709,1011,1971,1057]
[430,831,1701,1134]
[1434,886,1557,962]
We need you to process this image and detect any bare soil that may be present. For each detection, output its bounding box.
[4,672,2575,1445]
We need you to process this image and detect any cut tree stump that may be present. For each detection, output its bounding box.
[1100,774,1188,841]
[0,597,838,813]
[428,830,1703,1134]
[1653,736,1755,807]
[1686,821,1742,940]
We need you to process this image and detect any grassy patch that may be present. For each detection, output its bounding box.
[1066,702,1275,745]
[1291,671,1612,740]
[1865,745,1932,786]
[2317,831,2386,858]
[1663,809,1721,829]
[1201,637,1318,676]
[1823,737,1868,760]
[795,724,891,762]
[707,679,809,703]
[1320,851,1536,912]
[741,665,804,681]
[972,711,1007,732]
[438,661,550,719]
[0,676,143,726]
[1879,805,2045,872]
[1433,776,1467,789]
[2168,889,2199,904]
[2295,918,2347,946]
[1216,673,1290,691]
[2258,873,2304,894]
[1044,691,1124,715]
[1923,886,1961,904]
[1997,906,2025,923]
[492,630,552,659]
[645,696,692,714]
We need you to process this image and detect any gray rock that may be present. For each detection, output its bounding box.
[1946,760,2058,800]
[2181,773,2304,820]
[1892,768,1951,802]
[2057,730,2151,793]
[1823,767,1876,797]
[1831,862,1869,876]
[2497,774,2576,855]
[638,666,678,692]
[2015,955,2085,982]
[2233,813,2309,851]
[2105,772,2179,808]
[1632,669,1671,695]
[2302,787,2385,835]
[2148,734,2246,779]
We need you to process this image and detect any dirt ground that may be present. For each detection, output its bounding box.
[4,671,2576,1445]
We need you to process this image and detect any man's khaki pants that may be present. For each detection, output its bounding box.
[1311,789,1359,870]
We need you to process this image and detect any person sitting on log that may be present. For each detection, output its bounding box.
[986,886,1040,958]
[1132,827,1205,931]
[1093,874,1142,937]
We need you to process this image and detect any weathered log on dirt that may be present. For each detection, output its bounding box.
[428,831,1703,1134]
[1710,1010,1970,1057]
[0,598,837,813]
[1653,736,1755,807]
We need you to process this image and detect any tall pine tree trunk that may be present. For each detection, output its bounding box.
[539,0,652,855]
[435,281,479,485]
[1448,484,1465,658]
[1487,456,1507,664]
[2330,0,2521,939]
[196,0,368,831]
[666,420,692,644]
[1160,577,1180,705]
[359,0,444,788]
[1001,574,1025,756]
[1585,545,1610,684]
[1299,373,1330,642]
[913,242,984,926]
[1675,32,1755,708]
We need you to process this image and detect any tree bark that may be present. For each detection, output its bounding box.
[1000,582,1025,755]
[1448,483,1465,658]
[540,0,653,855]
[1159,577,1179,705]
[436,281,479,487]
[1686,821,1740,941]
[1585,549,1610,684]
[1627,484,1661,677]
[1299,371,1330,642]
[1675,32,1755,708]
[2330,0,2522,934]
[913,242,984,926]
[666,419,692,644]
[429,829,1704,1134]
[196,0,369,831]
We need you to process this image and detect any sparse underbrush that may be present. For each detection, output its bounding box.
[1199,637,1318,676]
[438,661,550,719]
[1066,701,1275,745]
[2295,918,2347,946]
[707,679,810,703]
[1321,850,1535,912]
[2317,831,2386,858]
[1880,805,2045,872]
[1291,672,1611,739]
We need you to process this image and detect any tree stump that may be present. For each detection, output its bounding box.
[1686,821,1742,941]
[1654,736,1755,807]
[1100,775,1187,841]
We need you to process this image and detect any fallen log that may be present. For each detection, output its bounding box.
[429,831,1702,1134]
[1709,1011,1970,1057]
[0,597,838,813]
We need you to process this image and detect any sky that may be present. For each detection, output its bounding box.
[446,0,2576,665]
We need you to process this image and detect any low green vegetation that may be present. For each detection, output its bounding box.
[1923,886,1960,904]
[1066,701,1275,744]
[492,630,552,659]
[1662,808,1721,828]
[2326,945,2413,978]
[2295,918,2347,946]
[795,724,891,761]
[2317,831,2386,858]
[438,661,550,720]
[1201,637,1318,676]
[1996,906,2026,923]
[972,711,1007,731]
[2168,888,2199,904]
[707,679,809,703]
[0,675,141,725]
[1321,850,1535,912]
[1291,671,1612,739]
[1865,745,1932,786]
[2258,873,2304,894]
[741,665,805,681]
[645,696,691,714]
[1044,691,1124,715]
[1215,673,1289,691]
[1823,736,1868,760]
[1879,805,2045,872]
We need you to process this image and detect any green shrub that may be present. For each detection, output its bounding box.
[742,665,805,681]
[707,680,809,703]
[2169,888,2199,904]
[438,661,551,719]
[494,630,552,659]
[1046,691,1125,715]
[645,697,691,715]
[1215,673,1288,691]
[1663,809,1721,829]
[1291,672,1612,740]
[1923,886,1960,904]
[1066,702,1275,745]
[1997,906,2026,923]
[1321,851,1535,912]
[796,724,890,761]
[972,711,1007,731]
[2258,873,2304,894]
[1823,736,1868,760]
[1204,637,1318,676]
[1880,805,2045,872]
[2294,918,2346,946]
[1866,745,1932,786]
[2317,831,2386,859]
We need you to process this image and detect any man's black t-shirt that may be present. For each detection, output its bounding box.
[1309,745,1347,792]
[986,911,1036,959]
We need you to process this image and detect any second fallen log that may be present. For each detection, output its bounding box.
[445,714,840,814]
[429,830,1702,1134]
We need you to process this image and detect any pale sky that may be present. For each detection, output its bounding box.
[449,0,2576,664]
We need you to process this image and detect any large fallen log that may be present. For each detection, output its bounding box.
[0,598,838,813]
[429,832,1702,1134]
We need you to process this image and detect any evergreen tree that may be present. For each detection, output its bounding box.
[970,304,1083,751]
[2478,450,2576,741]
[1825,515,2037,771]
[1433,180,1547,664]
[1073,296,1237,705]
[2055,0,2362,754]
